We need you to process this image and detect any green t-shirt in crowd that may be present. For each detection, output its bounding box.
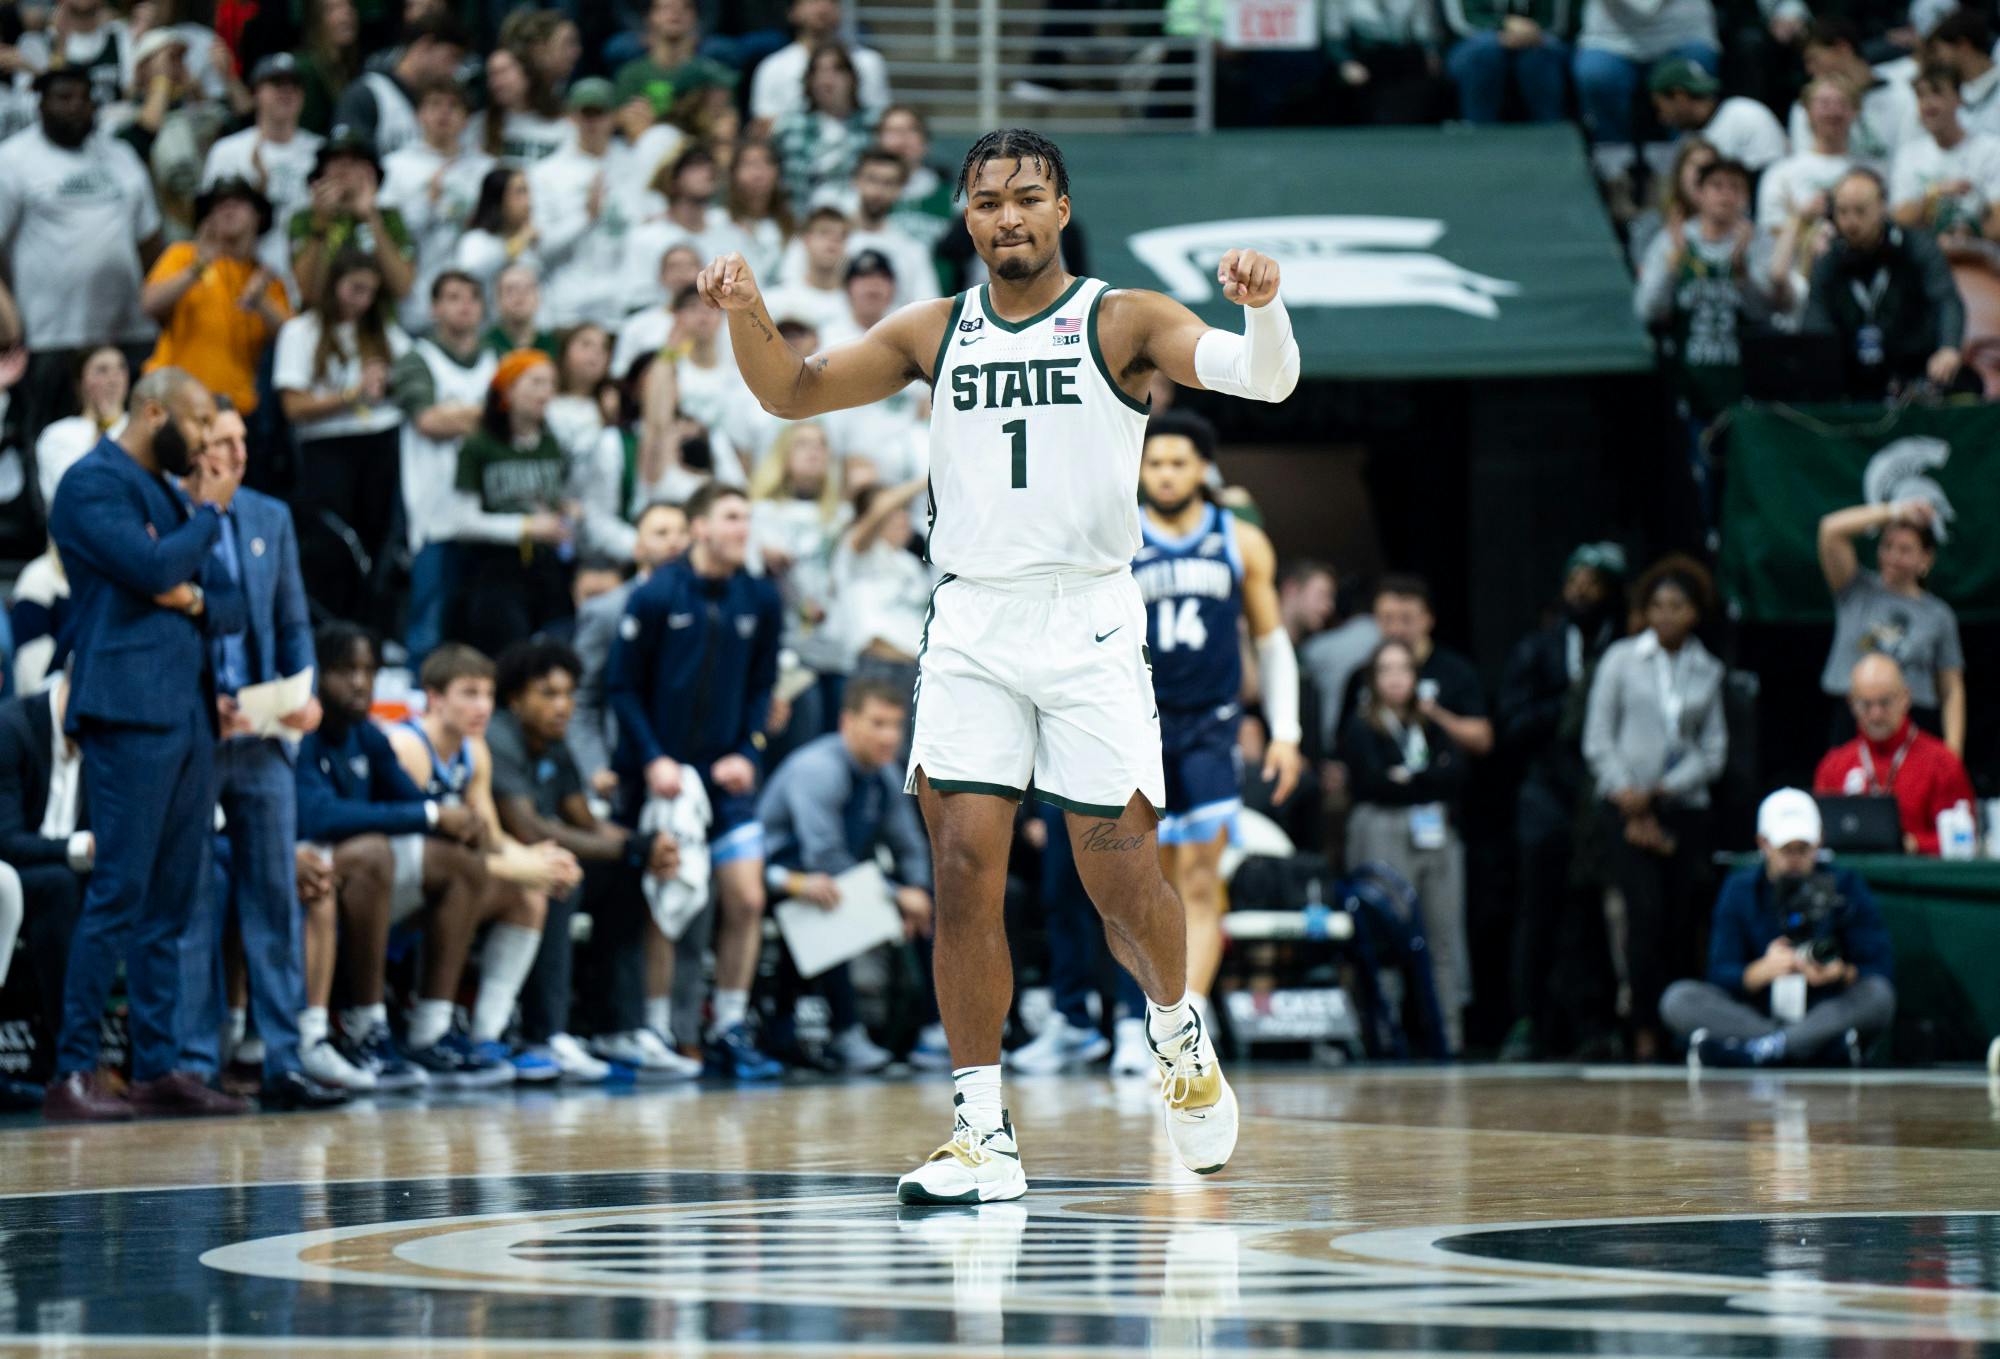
[289,206,415,264]
[480,326,559,361]
[612,54,739,113]
[456,427,566,514]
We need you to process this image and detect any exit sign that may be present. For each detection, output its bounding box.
[1228,0,1319,49]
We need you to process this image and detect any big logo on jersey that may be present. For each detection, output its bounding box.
[1128,215,1520,319]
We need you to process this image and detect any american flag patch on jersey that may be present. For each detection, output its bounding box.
[1053,317,1080,334]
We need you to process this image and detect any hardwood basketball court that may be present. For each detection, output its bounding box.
[0,1065,1996,1355]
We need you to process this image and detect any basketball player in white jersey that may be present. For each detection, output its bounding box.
[696,128,1300,1204]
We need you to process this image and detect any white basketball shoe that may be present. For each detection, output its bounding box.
[897,1112,1029,1205]
[1151,1009,1239,1175]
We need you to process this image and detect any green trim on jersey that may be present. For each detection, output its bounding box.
[1087,285,1153,416]
[909,571,955,713]
[1035,787,1159,820]
[978,274,1087,334]
[927,777,1027,800]
[927,291,968,392]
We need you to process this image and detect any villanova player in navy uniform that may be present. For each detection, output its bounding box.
[1134,412,1302,1033]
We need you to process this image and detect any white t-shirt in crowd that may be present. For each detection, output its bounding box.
[623,204,746,311]
[610,304,673,379]
[380,142,497,333]
[625,121,687,185]
[830,536,930,661]
[1788,73,1918,164]
[18,21,131,108]
[777,221,939,309]
[825,381,926,476]
[465,109,573,166]
[1700,97,1790,173]
[749,40,890,123]
[762,280,850,337]
[531,143,646,327]
[1891,131,2000,226]
[1757,150,1857,228]
[273,311,412,440]
[1957,66,2000,139]
[0,126,160,349]
[203,125,325,293]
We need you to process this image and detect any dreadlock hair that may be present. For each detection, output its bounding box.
[955,128,1069,202]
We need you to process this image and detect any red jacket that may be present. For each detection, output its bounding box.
[1814,720,1975,855]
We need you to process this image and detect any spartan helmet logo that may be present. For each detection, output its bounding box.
[1126,216,1521,318]
[1863,436,1956,544]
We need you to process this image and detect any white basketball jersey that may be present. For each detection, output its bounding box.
[925,276,1150,582]
[401,338,498,550]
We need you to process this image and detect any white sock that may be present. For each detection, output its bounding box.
[472,924,543,1042]
[710,988,749,1036]
[645,996,672,1038]
[408,998,454,1050]
[342,1003,389,1039]
[1189,992,1210,1022]
[226,1006,248,1052]
[298,1006,328,1048]
[1146,994,1194,1047]
[952,1064,1004,1134]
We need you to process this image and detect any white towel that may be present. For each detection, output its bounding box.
[638,767,713,940]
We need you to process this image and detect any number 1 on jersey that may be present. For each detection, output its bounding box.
[1002,419,1027,489]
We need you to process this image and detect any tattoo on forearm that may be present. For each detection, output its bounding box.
[747,312,775,343]
[1080,821,1147,853]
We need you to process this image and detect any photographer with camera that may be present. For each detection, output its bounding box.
[1662,788,1896,1068]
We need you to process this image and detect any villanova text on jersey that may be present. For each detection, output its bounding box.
[1134,505,1244,713]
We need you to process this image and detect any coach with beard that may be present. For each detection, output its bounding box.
[40,367,253,1122]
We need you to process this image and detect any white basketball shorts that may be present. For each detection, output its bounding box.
[905,569,1166,820]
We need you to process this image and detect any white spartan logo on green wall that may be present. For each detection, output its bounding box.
[1127,216,1520,319]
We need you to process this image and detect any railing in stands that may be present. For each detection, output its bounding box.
[852,0,1215,135]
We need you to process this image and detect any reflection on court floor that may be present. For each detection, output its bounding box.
[1,1067,1996,1355]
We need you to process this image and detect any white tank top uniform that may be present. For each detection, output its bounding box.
[906,276,1166,818]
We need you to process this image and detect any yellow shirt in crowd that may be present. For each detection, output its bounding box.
[143,244,292,413]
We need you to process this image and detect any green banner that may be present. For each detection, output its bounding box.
[1001,125,1652,380]
[1720,401,2000,624]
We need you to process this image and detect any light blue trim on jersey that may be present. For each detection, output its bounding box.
[401,718,474,804]
[1141,502,1218,554]
[1157,795,1243,846]
[1139,504,1244,582]
[711,821,766,865]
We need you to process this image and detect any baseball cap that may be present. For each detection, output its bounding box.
[312,132,383,183]
[566,77,617,113]
[249,52,304,87]
[845,249,896,284]
[1566,541,1629,581]
[1758,789,1823,848]
[1649,58,1720,97]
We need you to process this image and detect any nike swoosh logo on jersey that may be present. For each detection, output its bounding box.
[668,613,694,628]
[959,334,985,346]
[1094,627,1121,643]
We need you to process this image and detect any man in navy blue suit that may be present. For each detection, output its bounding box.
[173,398,347,1110]
[42,367,254,1122]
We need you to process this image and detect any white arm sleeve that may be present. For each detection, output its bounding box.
[1254,628,1303,746]
[1193,295,1301,403]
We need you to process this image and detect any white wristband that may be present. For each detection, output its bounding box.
[1254,628,1303,746]
[424,800,440,831]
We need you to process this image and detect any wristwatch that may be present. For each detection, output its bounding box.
[185,582,205,616]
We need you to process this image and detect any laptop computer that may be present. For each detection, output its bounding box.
[1813,795,1905,855]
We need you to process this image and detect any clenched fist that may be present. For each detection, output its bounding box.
[696,252,764,313]
[1217,248,1281,308]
